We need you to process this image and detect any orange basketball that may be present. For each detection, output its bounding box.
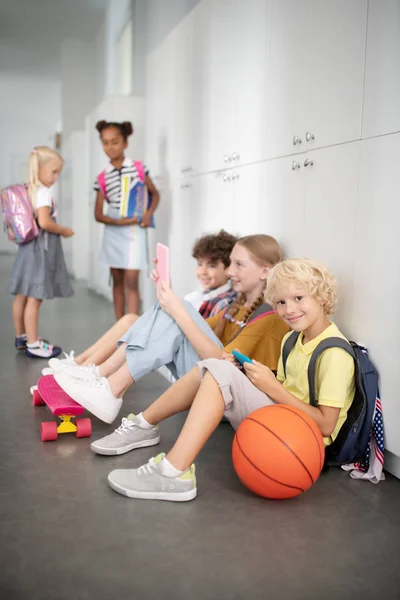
[232,405,325,500]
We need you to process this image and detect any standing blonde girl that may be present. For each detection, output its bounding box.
[10,146,73,359]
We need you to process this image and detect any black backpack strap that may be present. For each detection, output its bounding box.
[307,337,355,407]
[282,331,300,377]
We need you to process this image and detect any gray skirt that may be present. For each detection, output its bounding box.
[9,229,74,300]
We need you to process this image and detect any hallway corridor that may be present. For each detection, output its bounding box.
[1,255,400,600]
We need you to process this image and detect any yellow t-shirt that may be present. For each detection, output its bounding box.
[276,323,355,446]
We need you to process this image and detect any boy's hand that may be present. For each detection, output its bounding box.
[244,360,278,394]
[158,281,184,319]
[150,258,159,285]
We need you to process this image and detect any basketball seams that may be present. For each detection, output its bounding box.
[234,433,305,493]
[246,416,315,485]
[274,405,324,472]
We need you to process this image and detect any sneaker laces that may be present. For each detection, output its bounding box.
[76,362,96,372]
[61,350,75,364]
[138,457,158,476]
[115,417,137,435]
[39,339,53,353]
[69,374,106,388]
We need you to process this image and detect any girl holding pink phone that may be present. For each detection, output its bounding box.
[51,234,290,431]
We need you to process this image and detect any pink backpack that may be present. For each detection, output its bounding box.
[1,184,39,244]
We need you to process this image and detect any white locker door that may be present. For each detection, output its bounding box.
[191,0,237,175]
[172,12,194,180]
[263,155,307,258]
[302,142,360,328]
[234,0,271,167]
[266,0,309,159]
[191,170,236,238]
[169,178,198,298]
[362,0,400,138]
[302,0,367,151]
[353,134,400,456]
[145,39,175,180]
[231,162,266,237]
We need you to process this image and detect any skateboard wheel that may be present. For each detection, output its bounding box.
[76,418,92,438]
[41,421,58,442]
[33,390,45,407]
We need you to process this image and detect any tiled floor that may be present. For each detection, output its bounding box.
[1,256,400,600]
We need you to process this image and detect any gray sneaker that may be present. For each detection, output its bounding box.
[108,453,197,502]
[91,414,160,455]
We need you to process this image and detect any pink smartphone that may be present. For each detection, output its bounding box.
[156,243,170,292]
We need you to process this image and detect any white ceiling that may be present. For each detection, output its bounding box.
[0,0,109,78]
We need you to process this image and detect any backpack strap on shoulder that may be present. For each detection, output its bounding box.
[307,337,355,407]
[97,171,107,200]
[282,331,300,377]
[133,160,145,182]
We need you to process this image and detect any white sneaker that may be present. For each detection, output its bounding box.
[49,358,99,380]
[54,372,123,424]
[48,350,76,369]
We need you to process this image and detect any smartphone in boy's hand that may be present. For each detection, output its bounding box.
[156,243,170,293]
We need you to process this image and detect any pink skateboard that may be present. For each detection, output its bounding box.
[31,374,92,442]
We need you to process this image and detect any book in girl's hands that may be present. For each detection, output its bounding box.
[119,176,154,227]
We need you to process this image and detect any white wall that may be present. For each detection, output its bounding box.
[143,0,400,473]
[0,74,61,252]
[131,0,200,93]
[104,0,132,97]
[61,39,97,140]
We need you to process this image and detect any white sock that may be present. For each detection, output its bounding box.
[136,412,155,430]
[94,366,100,376]
[160,456,184,478]
[27,340,40,348]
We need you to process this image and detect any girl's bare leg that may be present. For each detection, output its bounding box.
[108,363,135,398]
[98,343,128,377]
[111,268,126,320]
[76,314,138,365]
[12,294,27,336]
[24,298,42,344]
[125,270,140,316]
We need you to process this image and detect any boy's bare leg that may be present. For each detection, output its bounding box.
[76,314,139,366]
[166,372,225,471]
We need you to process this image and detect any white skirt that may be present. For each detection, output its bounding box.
[100,208,149,270]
